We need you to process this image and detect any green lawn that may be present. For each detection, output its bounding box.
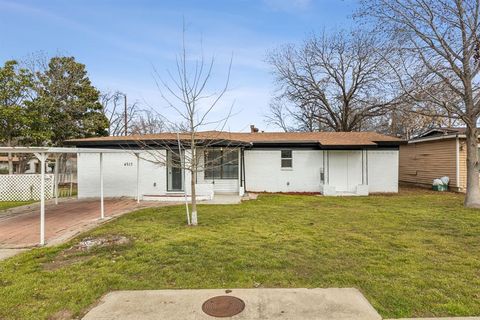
[0,190,479,319]
[0,201,34,211]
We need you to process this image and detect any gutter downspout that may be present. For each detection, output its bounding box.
[242,145,248,191]
[239,148,243,188]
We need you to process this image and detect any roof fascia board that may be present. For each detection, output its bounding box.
[408,134,465,144]
[0,147,144,154]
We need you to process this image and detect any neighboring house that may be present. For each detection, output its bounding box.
[399,128,470,192]
[0,156,55,174]
[0,156,20,173]
[24,158,42,174]
[65,129,402,199]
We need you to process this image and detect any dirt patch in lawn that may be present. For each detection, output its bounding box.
[47,309,74,320]
[43,235,131,271]
[43,255,91,271]
[65,235,131,253]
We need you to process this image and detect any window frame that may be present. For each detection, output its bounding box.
[281,149,293,169]
[204,148,239,180]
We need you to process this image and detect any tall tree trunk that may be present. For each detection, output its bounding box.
[464,123,480,207]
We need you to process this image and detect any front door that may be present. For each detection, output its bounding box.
[167,151,183,191]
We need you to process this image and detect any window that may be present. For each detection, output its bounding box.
[281,150,293,168]
[204,149,239,179]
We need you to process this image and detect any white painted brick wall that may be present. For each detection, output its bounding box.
[77,151,168,198]
[77,148,399,197]
[367,150,399,193]
[244,150,324,193]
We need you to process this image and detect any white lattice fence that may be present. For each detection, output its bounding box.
[0,174,54,201]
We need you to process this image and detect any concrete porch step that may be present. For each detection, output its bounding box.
[142,194,211,202]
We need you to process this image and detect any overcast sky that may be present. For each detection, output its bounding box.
[0,0,357,132]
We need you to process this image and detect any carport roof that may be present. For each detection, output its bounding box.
[0,147,144,154]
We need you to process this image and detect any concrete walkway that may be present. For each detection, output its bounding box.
[82,288,381,320]
[202,194,243,204]
[0,248,26,260]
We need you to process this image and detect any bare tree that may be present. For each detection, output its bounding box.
[265,97,293,132]
[141,30,235,226]
[267,30,400,132]
[101,91,140,136]
[266,96,330,132]
[130,110,166,135]
[373,102,462,139]
[358,0,480,207]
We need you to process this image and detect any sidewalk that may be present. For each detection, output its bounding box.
[82,288,382,320]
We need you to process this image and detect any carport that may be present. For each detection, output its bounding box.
[0,147,143,246]
[0,198,166,248]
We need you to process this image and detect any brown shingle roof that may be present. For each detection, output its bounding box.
[66,131,403,147]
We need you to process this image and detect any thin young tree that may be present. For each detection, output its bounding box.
[146,31,234,226]
[358,0,480,207]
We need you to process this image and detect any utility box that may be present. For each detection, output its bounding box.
[432,184,448,192]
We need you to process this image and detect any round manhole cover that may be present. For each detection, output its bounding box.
[202,295,245,317]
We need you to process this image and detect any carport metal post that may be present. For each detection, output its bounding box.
[54,154,60,205]
[34,152,47,246]
[136,153,140,203]
[100,152,104,219]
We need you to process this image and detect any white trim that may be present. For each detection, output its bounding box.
[456,137,460,188]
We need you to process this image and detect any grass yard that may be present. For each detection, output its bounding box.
[0,201,34,211]
[0,189,479,319]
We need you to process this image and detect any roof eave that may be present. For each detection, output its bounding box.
[408,134,465,144]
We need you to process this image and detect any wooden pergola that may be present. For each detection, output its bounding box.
[0,147,143,246]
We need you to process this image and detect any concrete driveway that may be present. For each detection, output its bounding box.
[0,198,172,249]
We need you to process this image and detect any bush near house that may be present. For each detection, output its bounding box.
[0,189,479,319]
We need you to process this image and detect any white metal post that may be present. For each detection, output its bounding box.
[54,155,59,205]
[136,153,140,203]
[34,152,46,246]
[100,152,104,219]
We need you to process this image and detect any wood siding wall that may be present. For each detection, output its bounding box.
[458,140,467,192]
[399,139,460,190]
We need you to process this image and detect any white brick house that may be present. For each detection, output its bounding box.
[66,130,402,199]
